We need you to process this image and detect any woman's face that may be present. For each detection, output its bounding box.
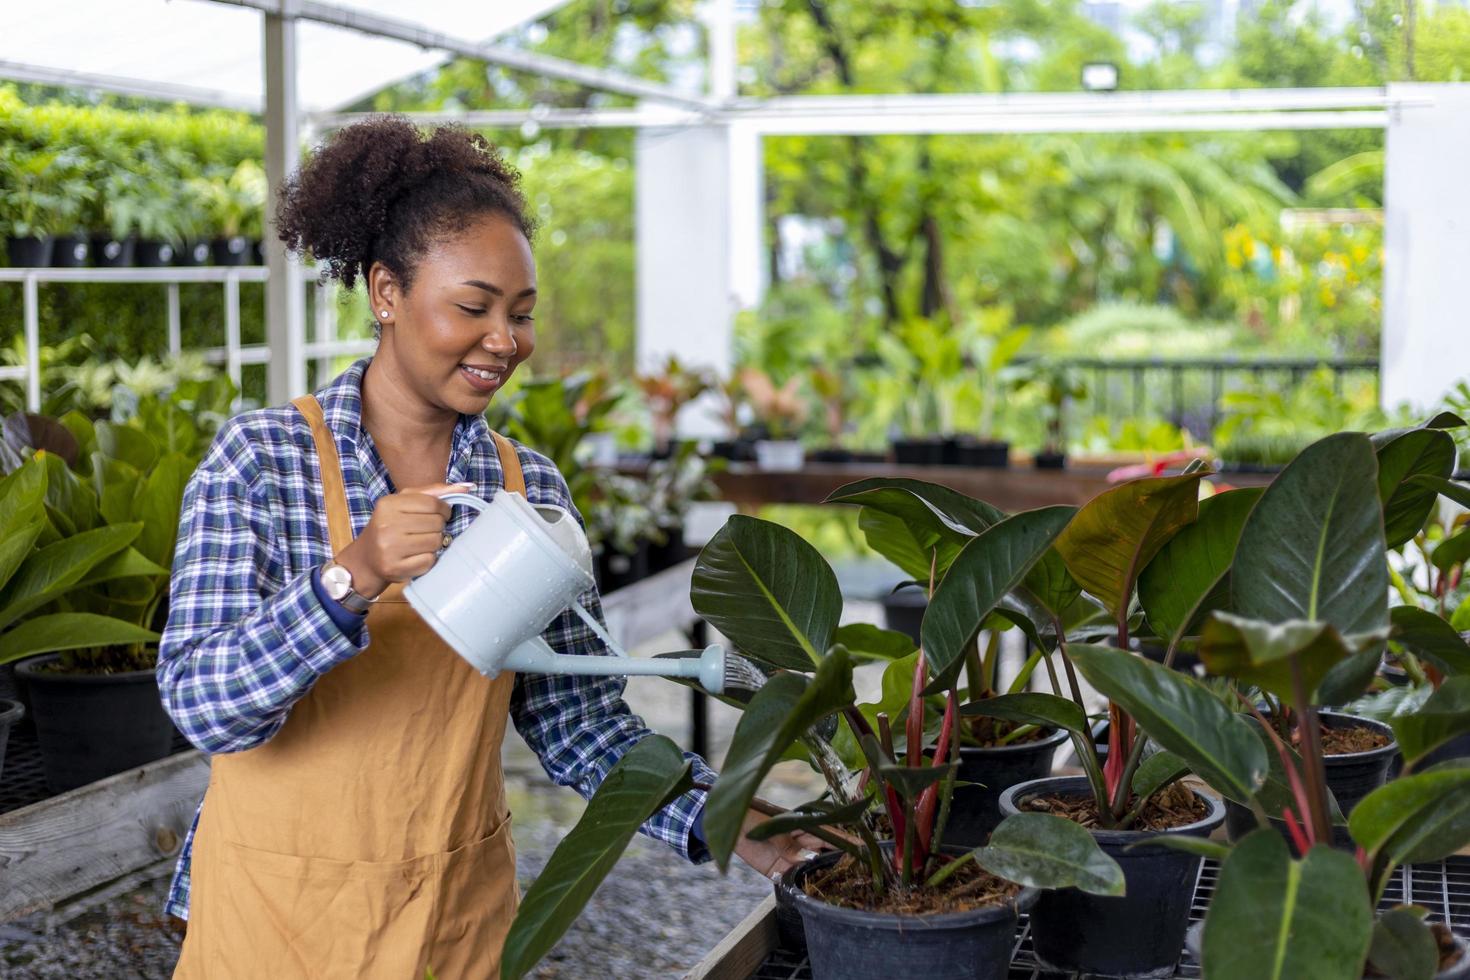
[371,213,537,417]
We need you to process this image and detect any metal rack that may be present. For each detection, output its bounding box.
[0,266,376,410]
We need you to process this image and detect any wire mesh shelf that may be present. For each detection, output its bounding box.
[751,855,1470,980]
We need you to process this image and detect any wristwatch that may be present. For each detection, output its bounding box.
[320,562,375,614]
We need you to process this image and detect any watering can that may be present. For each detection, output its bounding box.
[403,490,732,695]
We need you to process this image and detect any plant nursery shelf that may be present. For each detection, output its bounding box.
[691,855,1470,980]
[653,462,1272,513]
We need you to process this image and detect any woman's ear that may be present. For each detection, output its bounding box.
[367,261,399,324]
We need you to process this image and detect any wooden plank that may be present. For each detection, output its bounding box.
[685,894,778,980]
[0,750,209,921]
[600,558,697,649]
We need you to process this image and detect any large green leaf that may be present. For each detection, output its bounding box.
[1390,677,1470,767]
[1390,606,1470,677]
[1233,432,1390,638]
[0,461,47,586]
[830,479,1002,583]
[704,648,855,869]
[1367,907,1439,980]
[500,735,693,980]
[1349,762,1470,866]
[960,692,1089,736]
[857,508,941,583]
[878,760,959,800]
[92,454,141,527]
[1131,750,1190,801]
[1019,546,1083,621]
[1376,428,1457,550]
[95,421,159,472]
[1199,613,1386,704]
[746,798,871,841]
[1408,475,1470,511]
[0,517,45,597]
[134,451,190,568]
[974,811,1125,896]
[1054,472,1203,623]
[920,506,1074,691]
[1202,831,1372,980]
[1138,488,1262,645]
[690,515,842,671]
[0,523,141,631]
[39,451,98,533]
[0,612,159,663]
[74,546,169,589]
[832,623,917,662]
[1431,530,1470,573]
[1070,643,1267,803]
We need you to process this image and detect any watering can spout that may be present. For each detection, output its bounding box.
[501,638,729,695]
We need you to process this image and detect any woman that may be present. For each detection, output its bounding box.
[159,117,819,978]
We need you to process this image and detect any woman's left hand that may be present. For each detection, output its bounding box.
[731,808,831,881]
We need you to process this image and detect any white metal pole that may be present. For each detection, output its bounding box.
[264,4,307,404]
[167,283,181,358]
[225,272,243,398]
[314,279,334,384]
[23,273,40,412]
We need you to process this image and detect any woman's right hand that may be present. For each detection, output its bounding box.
[333,482,472,599]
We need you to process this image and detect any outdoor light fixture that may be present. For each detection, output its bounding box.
[1081,61,1120,91]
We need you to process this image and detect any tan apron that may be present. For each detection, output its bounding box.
[175,395,524,979]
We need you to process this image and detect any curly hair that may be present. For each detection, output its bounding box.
[275,116,535,292]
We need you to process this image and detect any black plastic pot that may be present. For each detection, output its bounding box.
[956,439,1011,468]
[645,526,697,574]
[594,541,649,594]
[1000,776,1225,978]
[177,240,213,266]
[15,654,174,794]
[1224,712,1397,847]
[944,727,1070,846]
[709,438,756,462]
[51,234,91,267]
[809,447,855,463]
[880,585,927,645]
[1034,450,1066,470]
[0,657,38,732]
[135,240,177,267]
[91,236,136,267]
[5,236,53,267]
[0,698,23,783]
[893,437,946,466]
[211,235,252,266]
[773,873,807,954]
[787,846,1037,980]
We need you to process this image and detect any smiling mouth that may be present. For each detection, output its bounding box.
[460,364,503,381]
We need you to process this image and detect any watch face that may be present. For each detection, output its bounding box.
[322,563,353,601]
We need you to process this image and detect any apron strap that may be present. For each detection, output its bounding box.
[291,395,354,557]
[490,430,526,496]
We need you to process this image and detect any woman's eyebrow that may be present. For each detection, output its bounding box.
[459,279,537,298]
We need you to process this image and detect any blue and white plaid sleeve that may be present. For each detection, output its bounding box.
[509,477,716,864]
[157,420,368,755]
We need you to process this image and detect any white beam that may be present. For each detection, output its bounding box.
[0,60,259,112]
[263,8,307,403]
[743,109,1391,136]
[1382,83,1470,412]
[213,0,717,111]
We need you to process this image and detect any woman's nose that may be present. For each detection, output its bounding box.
[481,319,517,357]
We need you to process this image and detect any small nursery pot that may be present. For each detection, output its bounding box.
[944,727,1070,847]
[91,235,136,267]
[17,654,174,793]
[787,846,1036,980]
[893,437,946,466]
[5,236,53,267]
[211,235,252,266]
[1000,776,1225,979]
[754,439,805,471]
[956,439,1011,468]
[177,240,213,266]
[0,698,23,783]
[135,240,177,267]
[880,585,927,646]
[50,234,91,267]
[1224,712,1397,847]
[1033,450,1066,470]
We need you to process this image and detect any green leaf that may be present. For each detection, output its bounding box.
[1019,547,1083,621]
[95,421,158,471]
[704,648,855,869]
[1368,907,1439,980]
[920,506,1074,691]
[1138,488,1262,645]
[877,760,959,800]
[832,623,917,661]
[1202,831,1373,980]
[1432,530,1470,573]
[500,735,693,980]
[1199,612,1386,703]
[960,692,1089,737]
[1390,677,1470,767]
[1349,763,1470,866]
[829,479,1002,583]
[974,811,1125,896]
[857,508,942,583]
[690,515,842,671]
[745,798,871,841]
[1131,750,1190,801]
[1055,471,1204,623]
[93,454,141,527]
[74,546,169,589]
[1390,606,1470,676]
[1126,834,1230,861]
[1408,475,1470,511]
[133,452,190,568]
[1234,433,1390,638]
[1376,428,1457,550]
[0,612,159,663]
[39,451,98,533]
[0,523,142,631]
[0,518,45,596]
[1070,643,1267,803]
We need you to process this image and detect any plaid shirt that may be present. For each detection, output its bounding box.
[157,359,714,921]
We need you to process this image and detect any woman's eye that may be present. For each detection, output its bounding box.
[456,305,486,316]
[512,314,536,324]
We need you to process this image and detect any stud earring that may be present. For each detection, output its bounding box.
[379,310,389,318]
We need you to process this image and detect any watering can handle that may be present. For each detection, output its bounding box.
[438,492,489,512]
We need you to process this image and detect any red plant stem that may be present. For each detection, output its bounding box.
[1290,660,1334,846]
[1103,704,1134,805]
[1282,806,1312,857]
[914,691,958,857]
[907,650,927,769]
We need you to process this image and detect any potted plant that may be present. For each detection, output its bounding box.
[953,309,1029,468]
[807,366,858,463]
[90,169,144,268]
[0,145,78,267]
[495,508,1125,980]
[740,367,809,471]
[707,373,756,462]
[634,355,711,459]
[1030,361,1086,469]
[193,160,266,266]
[877,319,950,465]
[642,442,721,574]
